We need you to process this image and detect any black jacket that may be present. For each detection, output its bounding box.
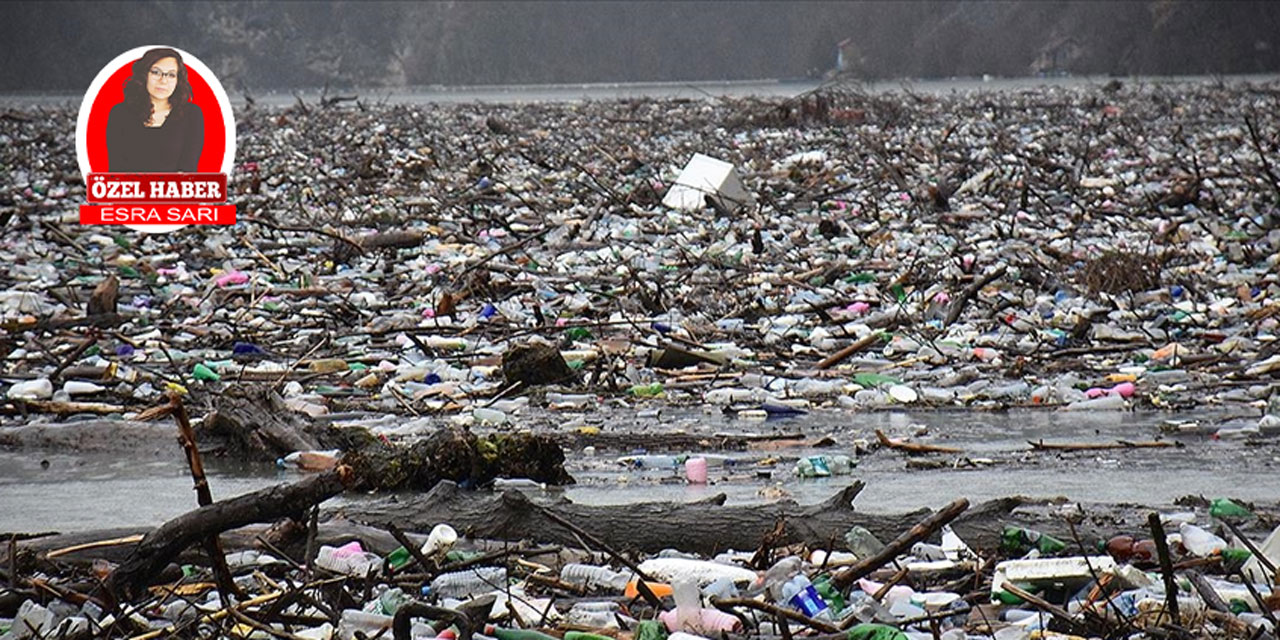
[105,102,204,172]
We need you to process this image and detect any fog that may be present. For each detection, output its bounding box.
[1,1,1278,91]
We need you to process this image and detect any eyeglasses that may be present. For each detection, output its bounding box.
[149,68,178,82]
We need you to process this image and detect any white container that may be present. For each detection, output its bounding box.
[430,566,507,598]
[1060,394,1126,411]
[6,378,53,400]
[560,564,631,591]
[421,523,458,557]
[638,557,758,588]
[315,545,384,576]
[1241,523,1280,584]
[338,610,392,640]
[991,556,1116,599]
[62,380,106,395]
[473,407,508,424]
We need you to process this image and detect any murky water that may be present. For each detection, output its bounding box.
[1,408,1274,533]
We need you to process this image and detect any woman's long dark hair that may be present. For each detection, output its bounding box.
[121,47,194,126]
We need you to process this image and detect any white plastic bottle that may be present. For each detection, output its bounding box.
[1178,522,1226,557]
[560,564,631,591]
[429,566,507,598]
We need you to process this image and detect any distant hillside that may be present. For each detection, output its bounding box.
[1,1,1277,92]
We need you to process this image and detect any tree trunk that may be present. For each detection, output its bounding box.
[338,480,1033,556]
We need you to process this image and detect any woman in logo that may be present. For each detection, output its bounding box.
[106,47,204,172]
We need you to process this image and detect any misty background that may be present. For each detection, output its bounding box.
[2,1,1279,93]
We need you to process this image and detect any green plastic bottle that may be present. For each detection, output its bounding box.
[846,623,909,640]
[1000,526,1066,555]
[191,363,221,381]
[385,546,412,571]
[813,574,846,616]
[490,628,559,640]
[564,633,612,640]
[628,383,664,397]
[1220,547,1252,571]
[1210,498,1254,520]
[634,620,667,640]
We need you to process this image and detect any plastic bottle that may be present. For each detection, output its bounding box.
[827,455,856,475]
[560,564,631,591]
[685,457,708,484]
[1000,526,1066,555]
[6,378,53,400]
[781,575,831,620]
[761,556,802,600]
[278,450,342,471]
[11,600,56,640]
[846,623,910,640]
[795,456,831,478]
[315,542,383,576]
[430,567,507,598]
[1061,394,1126,411]
[1178,522,1227,557]
[489,628,559,640]
[628,383,664,397]
[565,602,621,628]
[1210,498,1254,520]
[844,526,885,559]
[473,407,508,424]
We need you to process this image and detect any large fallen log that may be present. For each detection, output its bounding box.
[336,480,1027,556]
[105,466,354,603]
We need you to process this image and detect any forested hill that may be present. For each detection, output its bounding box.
[2,1,1277,92]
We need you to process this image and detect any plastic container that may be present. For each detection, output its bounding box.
[560,564,631,591]
[1178,522,1227,557]
[685,457,708,484]
[338,609,393,640]
[6,378,52,400]
[315,542,383,576]
[473,407,508,424]
[278,450,341,471]
[421,523,458,557]
[430,566,507,598]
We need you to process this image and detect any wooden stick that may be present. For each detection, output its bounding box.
[876,429,964,455]
[170,393,241,603]
[1147,512,1180,626]
[386,523,434,576]
[831,498,969,590]
[709,596,839,634]
[817,331,883,369]
[1219,517,1279,579]
[1028,439,1176,451]
[45,534,146,559]
[945,264,1007,327]
[1000,582,1084,632]
[532,503,663,608]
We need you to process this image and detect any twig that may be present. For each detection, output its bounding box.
[532,503,663,607]
[1148,512,1181,626]
[944,264,1007,327]
[169,393,242,604]
[831,498,969,590]
[710,596,838,634]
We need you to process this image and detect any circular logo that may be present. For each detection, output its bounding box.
[76,46,236,233]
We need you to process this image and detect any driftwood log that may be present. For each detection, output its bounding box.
[337,480,1031,556]
[105,467,354,603]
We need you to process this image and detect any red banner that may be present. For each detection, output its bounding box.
[86,173,227,204]
[80,204,237,226]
